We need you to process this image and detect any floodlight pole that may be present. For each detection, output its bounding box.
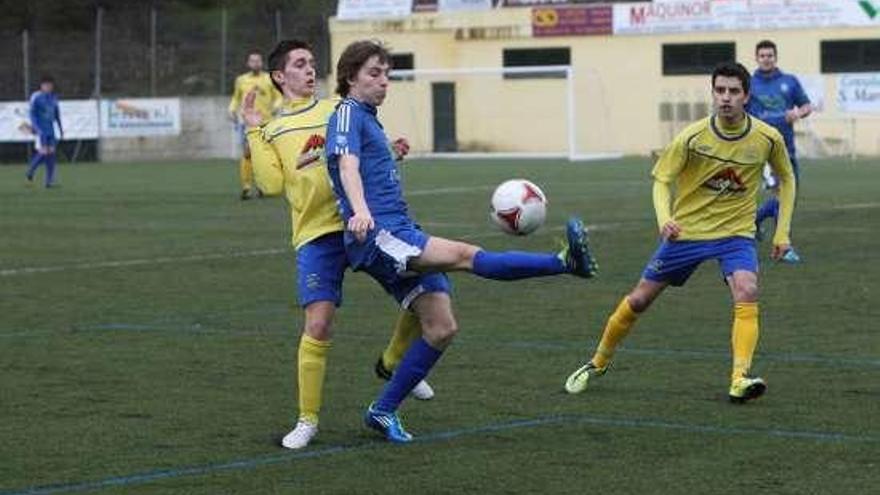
[94,5,104,161]
[150,3,157,96]
[22,29,30,99]
[220,6,228,95]
[275,8,282,43]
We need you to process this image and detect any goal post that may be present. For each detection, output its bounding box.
[382,65,622,162]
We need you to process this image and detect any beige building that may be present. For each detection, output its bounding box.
[329,7,880,158]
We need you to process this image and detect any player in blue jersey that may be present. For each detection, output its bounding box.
[747,40,811,263]
[326,40,598,443]
[26,76,64,188]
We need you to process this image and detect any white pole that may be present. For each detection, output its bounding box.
[566,66,576,161]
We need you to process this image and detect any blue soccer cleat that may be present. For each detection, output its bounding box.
[780,247,801,264]
[364,403,413,443]
[563,217,598,279]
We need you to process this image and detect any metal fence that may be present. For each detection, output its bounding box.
[0,0,334,101]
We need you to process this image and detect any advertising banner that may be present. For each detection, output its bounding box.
[533,4,613,37]
[100,98,181,137]
[438,0,493,12]
[613,1,880,36]
[337,0,414,19]
[837,73,880,113]
[0,100,99,142]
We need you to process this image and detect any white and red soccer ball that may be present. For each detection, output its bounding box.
[489,179,547,236]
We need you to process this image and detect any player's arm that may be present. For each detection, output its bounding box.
[227,77,242,122]
[338,154,374,242]
[785,77,812,123]
[28,96,40,135]
[651,133,687,240]
[55,102,63,138]
[767,135,797,259]
[242,91,283,196]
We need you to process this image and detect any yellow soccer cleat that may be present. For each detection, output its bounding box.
[728,375,767,403]
[564,361,609,394]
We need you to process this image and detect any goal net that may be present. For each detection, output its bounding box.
[380,65,622,161]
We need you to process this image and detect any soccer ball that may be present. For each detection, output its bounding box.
[489,179,547,235]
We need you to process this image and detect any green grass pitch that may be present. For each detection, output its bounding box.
[1,157,877,494]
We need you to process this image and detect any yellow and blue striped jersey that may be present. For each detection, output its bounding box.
[652,114,796,245]
[228,71,281,123]
[247,97,343,249]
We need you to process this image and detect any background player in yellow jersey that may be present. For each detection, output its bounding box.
[242,39,431,450]
[564,62,796,403]
[228,50,281,200]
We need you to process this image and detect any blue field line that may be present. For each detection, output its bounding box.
[2,413,876,495]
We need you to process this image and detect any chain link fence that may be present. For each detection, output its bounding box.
[0,0,334,101]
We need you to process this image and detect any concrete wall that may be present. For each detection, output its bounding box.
[329,10,880,157]
[100,97,237,162]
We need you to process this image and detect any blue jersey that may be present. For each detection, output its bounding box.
[746,69,809,155]
[326,98,409,225]
[29,91,61,136]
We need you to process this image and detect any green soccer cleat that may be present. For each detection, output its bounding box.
[564,361,609,394]
[728,375,767,403]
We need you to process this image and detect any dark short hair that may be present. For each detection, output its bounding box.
[755,39,777,56]
[711,62,751,94]
[267,39,313,93]
[39,75,54,84]
[335,40,390,97]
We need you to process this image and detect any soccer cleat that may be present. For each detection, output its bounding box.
[240,189,251,201]
[564,361,609,394]
[728,375,767,403]
[780,248,801,264]
[364,403,413,443]
[563,217,598,279]
[374,357,435,400]
[281,419,318,450]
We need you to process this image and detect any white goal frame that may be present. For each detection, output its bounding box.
[387,65,622,162]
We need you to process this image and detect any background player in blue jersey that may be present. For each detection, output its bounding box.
[747,40,812,263]
[26,76,64,188]
[326,40,598,443]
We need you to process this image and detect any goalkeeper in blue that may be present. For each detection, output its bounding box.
[326,40,598,443]
[26,76,63,188]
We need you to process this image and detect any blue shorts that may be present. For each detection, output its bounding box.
[236,123,249,152]
[345,223,452,309]
[37,132,57,149]
[642,236,758,287]
[296,232,348,307]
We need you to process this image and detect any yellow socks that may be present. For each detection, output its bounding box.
[591,297,639,369]
[239,157,253,190]
[381,310,421,371]
[297,334,331,425]
[731,302,759,381]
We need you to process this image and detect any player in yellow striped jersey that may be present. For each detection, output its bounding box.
[228,50,281,200]
[564,62,796,403]
[242,39,431,450]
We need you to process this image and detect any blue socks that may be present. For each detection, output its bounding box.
[26,154,44,181]
[756,197,779,226]
[472,250,566,280]
[374,337,442,413]
[44,153,57,186]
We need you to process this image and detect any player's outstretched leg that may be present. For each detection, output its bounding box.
[44,152,57,188]
[26,153,44,183]
[470,216,598,281]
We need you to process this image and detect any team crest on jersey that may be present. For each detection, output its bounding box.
[703,167,747,195]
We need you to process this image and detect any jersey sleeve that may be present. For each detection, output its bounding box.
[228,77,242,115]
[651,131,688,184]
[791,76,810,107]
[767,132,797,246]
[247,127,284,196]
[328,104,362,158]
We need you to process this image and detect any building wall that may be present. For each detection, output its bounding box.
[329,10,880,157]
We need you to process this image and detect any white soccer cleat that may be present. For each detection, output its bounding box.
[281,420,318,450]
[411,379,435,400]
